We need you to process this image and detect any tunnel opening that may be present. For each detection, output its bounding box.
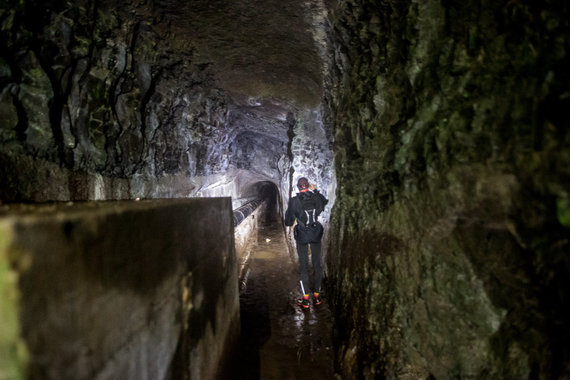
[255,181,281,224]
[233,179,285,292]
[240,180,282,224]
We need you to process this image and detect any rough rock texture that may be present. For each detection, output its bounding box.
[283,106,336,263]
[325,0,570,378]
[0,0,333,205]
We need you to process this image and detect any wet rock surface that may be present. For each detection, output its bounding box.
[325,0,570,378]
[237,218,335,379]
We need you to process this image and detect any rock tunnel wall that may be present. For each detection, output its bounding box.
[0,0,204,200]
[0,198,239,380]
[0,0,293,203]
[324,0,570,378]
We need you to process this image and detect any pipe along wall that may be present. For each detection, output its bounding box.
[232,199,266,288]
[0,198,242,379]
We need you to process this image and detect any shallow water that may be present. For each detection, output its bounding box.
[236,220,335,379]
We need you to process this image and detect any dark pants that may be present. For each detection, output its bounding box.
[296,241,322,295]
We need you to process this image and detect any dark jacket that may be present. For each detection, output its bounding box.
[285,190,328,243]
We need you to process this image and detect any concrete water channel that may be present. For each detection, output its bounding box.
[236,216,335,379]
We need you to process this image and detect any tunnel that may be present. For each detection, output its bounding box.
[1,0,570,379]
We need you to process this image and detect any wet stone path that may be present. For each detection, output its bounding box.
[236,219,335,379]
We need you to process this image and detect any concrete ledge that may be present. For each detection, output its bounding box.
[233,201,265,286]
[0,198,239,379]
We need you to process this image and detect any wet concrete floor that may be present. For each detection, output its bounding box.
[236,219,336,379]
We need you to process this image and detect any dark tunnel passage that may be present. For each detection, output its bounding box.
[1,0,570,379]
[249,181,281,223]
[233,181,281,226]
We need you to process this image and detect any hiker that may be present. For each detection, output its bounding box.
[285,177,329,309]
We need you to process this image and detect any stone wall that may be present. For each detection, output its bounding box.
[324,0,570,378]
[0,198,239,379]
[1,0,228,178]
[0,0,291,204]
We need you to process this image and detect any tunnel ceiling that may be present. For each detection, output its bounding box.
[154,0,325,139]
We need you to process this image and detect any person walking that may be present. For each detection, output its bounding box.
[285,177,329,309]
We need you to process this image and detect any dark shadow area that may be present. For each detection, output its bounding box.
[236,250,272,380]
[257,181,280,224]
[241,180,280,224]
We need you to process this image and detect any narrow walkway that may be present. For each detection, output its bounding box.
[237,219,335,379]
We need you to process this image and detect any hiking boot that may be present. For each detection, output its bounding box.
[297,298,310,309]
[313,294,323,306]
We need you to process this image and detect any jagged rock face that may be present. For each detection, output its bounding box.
[0,0,333,203]
[325,0,570,378]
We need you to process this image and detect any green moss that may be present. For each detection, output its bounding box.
[30,68,44,79]
[0,223,27,380]
[556,196,570,227]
